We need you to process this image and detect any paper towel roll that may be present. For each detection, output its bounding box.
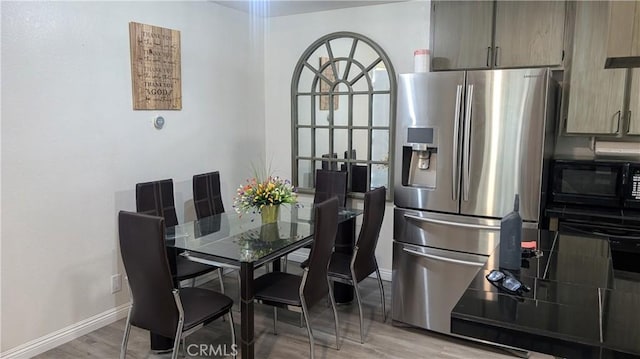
[595,141,640,156]
[414,49,429,72]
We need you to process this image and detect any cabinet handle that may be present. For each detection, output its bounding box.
[626,111,632,135]
[486,47,492,67]
[614,110,622,134]
[494,46,500,67]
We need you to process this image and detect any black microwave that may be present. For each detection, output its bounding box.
[550,160,640,209]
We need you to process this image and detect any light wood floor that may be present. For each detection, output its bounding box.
[35,264,553,359]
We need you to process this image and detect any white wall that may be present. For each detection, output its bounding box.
[264,1,430,272]
[1,1,265,352]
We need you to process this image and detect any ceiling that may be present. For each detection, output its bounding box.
[211,0,406,17]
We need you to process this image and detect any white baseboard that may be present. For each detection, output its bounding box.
[0,303,131,359]
[287,250,392,282]
[183,269,226,288]
[286,248,311,265]
[377,268,392,282]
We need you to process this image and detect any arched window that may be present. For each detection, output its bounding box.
[291,32,396,198]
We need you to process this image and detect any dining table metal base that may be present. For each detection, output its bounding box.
[239,261,255,359]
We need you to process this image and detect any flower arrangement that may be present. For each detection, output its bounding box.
[233,175,297,215]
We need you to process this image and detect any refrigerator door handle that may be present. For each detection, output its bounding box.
[404,213,500,231]
[452,85,463,201]
[462,84,474,201]
[402,248,486,267]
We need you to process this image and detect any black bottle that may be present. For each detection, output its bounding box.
[499,194,522,271]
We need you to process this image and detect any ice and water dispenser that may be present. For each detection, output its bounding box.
[401,127,438,188]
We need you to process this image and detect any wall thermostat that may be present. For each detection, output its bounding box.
[153,115,165,129]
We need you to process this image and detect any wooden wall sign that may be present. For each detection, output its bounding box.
[129,22,182,110]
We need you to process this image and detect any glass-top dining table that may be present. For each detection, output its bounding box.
[162,202,362,359]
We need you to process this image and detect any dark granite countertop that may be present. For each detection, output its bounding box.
[451,230,640,358]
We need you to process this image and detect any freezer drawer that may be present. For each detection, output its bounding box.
[394,207,501,255]
[392,241,488,334]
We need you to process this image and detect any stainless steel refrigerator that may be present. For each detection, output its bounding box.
[392,68,557,334]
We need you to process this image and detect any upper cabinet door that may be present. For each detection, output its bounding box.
[566,1,627,135]
[493,1,566,68]
[431,1,494,71]
[606,1,640,64]
[628,69,640,135]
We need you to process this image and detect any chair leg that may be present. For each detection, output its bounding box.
[273,307,278,335]
[282,255,288,272]
[327,278,340,350]
[171,290,185,359]
[375,265,387,322]
[171,323,184,359]
[190,278,197,287]
[228,312,237,359]
[120,309,132,359]
[301,302,315,359]
[218,268,226,294]
[353,279,365,344]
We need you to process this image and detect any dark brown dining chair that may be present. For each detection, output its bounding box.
[136,179,224,291]
[253,197,341,359]
[193,171,225,220]
[297,169,349,269]
[340,150,366,193]
[321,153,338,171]
[192,171,244,304]
[313,169,347,207]
[327,186,386,344]
[118,211,235,359]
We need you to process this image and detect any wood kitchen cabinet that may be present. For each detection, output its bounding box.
[629,69,640,135]
[605,1,640,68]
[430,1,493,70]
[565,1,627,135]
[430,1,565,71]
[493,1,566,68]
